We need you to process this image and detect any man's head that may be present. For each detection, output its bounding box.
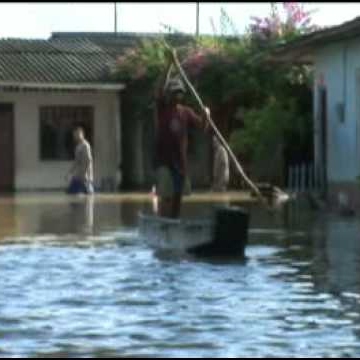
[73,126,85,143]
[165,78,186,104]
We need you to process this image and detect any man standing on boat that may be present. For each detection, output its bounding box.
[154,49,210,219]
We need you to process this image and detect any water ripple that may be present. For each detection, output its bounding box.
[1,201,360,357]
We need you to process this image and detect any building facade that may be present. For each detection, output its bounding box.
[0,38,124,192]
[272,17,360,209]
[0,87,122,191]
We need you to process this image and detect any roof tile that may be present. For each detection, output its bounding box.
[0,32,197,84]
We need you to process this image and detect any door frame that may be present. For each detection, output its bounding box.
[0,103,15,192]
[315,86,328,198]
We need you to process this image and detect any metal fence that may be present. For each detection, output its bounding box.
[287,162,325,194]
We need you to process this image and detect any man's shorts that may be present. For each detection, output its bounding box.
[156,166,191,198]
[67,177,94,195]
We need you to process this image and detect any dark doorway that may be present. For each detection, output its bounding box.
[318,87,328,197]
[0,103,14,192]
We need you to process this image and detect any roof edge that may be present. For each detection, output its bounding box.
[271,15,360,60]
[0,81,125,91]
[50,31,239,40]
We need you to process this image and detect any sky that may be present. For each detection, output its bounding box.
[0,2,360,39]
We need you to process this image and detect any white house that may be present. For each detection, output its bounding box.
[0,37,124,192]
[272,17,360,209]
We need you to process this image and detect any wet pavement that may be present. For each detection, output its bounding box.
[1,192,360,357]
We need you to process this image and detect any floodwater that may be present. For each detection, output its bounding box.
[1,192,360,357]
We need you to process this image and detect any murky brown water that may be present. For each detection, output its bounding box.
[1,193,360,357]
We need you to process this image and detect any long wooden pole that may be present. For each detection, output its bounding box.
[164,42,269,208]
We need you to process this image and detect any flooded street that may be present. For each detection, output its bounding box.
[1,193,360,357]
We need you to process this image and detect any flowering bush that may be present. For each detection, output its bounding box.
[115,39,168,82]
[181,47,218,77]
[249,2,317,46]
[283,2,315,30]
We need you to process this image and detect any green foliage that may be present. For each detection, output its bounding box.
[114,38,170,120]
[230,97,312,163]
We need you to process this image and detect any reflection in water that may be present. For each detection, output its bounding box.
[69,195,94,235]
[34,196,95,236]
[1,193,360,357]
[313,217,360,294]
[0,197,16,239]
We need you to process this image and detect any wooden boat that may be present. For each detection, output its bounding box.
[138,206,249,257]
[138,213,213,251]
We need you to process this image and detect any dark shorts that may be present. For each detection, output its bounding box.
[170,167,184,194]
[155,166,191,198]
[67,177,94,195]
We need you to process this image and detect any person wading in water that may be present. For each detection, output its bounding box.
[212,135,230,192]
[66,126,94,195]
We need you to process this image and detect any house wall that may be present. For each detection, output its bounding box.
[314,37,360,184]
[313,37,360,209]
[0,89,121,191]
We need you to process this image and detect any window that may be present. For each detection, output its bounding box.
[40,106,94,161]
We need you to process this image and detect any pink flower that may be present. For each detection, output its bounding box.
[283,2,297,12]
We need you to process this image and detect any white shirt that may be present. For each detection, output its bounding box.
[73,139,93,183]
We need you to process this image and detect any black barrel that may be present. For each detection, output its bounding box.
[188,206,249,258]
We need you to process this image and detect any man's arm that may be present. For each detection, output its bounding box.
[185,106,211,132]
